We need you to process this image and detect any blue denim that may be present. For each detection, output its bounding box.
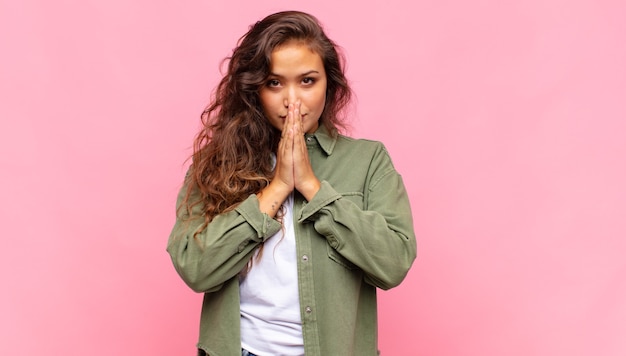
[197,348,258,356]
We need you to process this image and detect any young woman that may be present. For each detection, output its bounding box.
[167,11,416,356]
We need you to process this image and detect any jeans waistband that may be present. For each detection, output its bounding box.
[197,348,258,356]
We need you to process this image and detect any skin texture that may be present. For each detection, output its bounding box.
[257,41,327,214]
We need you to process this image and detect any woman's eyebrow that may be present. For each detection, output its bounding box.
[268,70,321,77]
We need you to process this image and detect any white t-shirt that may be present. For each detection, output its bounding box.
[239,193,304,356]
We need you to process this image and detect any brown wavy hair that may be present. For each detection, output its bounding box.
[181,11,352,231]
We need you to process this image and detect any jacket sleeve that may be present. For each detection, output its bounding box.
[297,143,417,290]
[166,179,282,293]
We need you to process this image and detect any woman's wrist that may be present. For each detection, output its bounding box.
[257,181,292,217]
[297,178,321,202]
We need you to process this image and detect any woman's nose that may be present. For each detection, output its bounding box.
[284,86,298,106]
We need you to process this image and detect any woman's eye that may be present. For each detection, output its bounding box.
[302,77,315,85]
[267,79,280,87]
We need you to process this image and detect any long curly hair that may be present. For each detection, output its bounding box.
[181,11,352,230]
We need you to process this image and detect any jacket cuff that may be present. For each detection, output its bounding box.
[297,181,342,222]
[235,194,282,240]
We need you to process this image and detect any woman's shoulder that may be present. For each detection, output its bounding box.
[314,126,390,159]
[335,134,387,152]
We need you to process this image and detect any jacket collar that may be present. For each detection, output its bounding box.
[305,124,337,156]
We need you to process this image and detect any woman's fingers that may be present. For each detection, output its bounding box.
[274,104,295,190]
[291,101,321,200]
[273,100,319,200]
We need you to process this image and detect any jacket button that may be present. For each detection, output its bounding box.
[305,306,312,313]
[302,255,309,262]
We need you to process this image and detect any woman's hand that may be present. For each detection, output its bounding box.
[290,101,321,201]
[257,101,320,216]
[273,103,297,192]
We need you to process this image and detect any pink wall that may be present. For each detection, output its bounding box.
[1,0,625,355]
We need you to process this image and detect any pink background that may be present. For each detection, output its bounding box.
[1,0,625,355]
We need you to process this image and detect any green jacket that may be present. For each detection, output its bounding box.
[167,126,417,356]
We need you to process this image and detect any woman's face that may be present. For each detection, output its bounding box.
[259,41,327,134]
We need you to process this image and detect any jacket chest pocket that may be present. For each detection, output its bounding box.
[339,191,364,210]
[327,245,358,270]
[325,191,364,271]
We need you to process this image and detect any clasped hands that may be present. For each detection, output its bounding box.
[257,101,321,217]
